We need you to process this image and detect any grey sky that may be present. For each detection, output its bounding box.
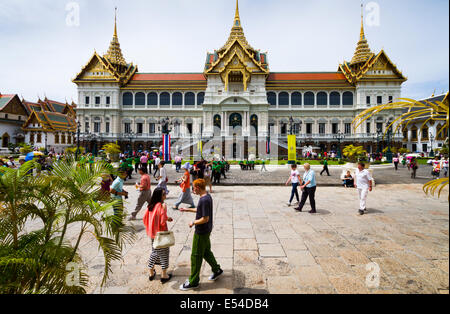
[0,0,448,103]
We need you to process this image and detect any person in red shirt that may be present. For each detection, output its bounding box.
[143,188,173,283]
[129,167,152,220]
[173,162,196,210]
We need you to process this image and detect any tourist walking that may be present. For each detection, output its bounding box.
[410,157,418,179]
[140,153,148,173]
[393,155,399,171]
[285,164,301,207]
[179,179,223,291]
[129,167,152,220]
[432,157,441,179]
[260,158,267,172]
[173,162,196,210]
[203,161,213,193]
[294,163,317,214]
[443,158,449,177]
[154,156,161,178]
[156,161,169,195]
[110,170,129,228]
[212,160,221,184]
[98,173,113,202]
[143,188,173,283]
[134,154,141,174]
[320,158,330,176]
[175,155,182,172]
[354,162,372,215]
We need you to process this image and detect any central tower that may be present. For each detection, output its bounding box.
[202,0,271,141]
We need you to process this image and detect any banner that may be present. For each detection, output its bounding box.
[162,134,171,162]
[197,140,203,156]
[266,137,270,154]
[288,135,296,162]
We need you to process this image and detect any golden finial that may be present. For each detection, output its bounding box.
[104,7,127,67]
[218,0,254,52]
[350,3,373,66]
[114,7,118,38]
[360,3,365,40]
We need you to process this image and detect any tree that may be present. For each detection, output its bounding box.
[0,157,135,293]
[343,145,367,163]
[353,94,449,200]
[102,142,121,161]
[65,146,85,155]
[19,143,33,155]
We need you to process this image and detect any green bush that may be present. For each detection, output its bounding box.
[338,160,346,165]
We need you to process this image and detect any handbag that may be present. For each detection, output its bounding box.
[153,231,175,249]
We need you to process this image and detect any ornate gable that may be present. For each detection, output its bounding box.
[73,10,138,86]
[339,7,406,85]
[357,50,407,81]
[204,0,269,91]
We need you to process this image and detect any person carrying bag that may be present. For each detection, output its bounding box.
[143,188,174,283]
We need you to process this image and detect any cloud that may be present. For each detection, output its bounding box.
[0,0,448,102]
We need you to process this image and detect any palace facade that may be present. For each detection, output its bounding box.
[74,1,406,158]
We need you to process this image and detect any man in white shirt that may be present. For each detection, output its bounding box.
[154,156,161,178]
[156,161,169,195]
[354,162,372,215]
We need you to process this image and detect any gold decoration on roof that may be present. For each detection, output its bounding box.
[218,0,255,53]
[104,8,127,67]
[350,5,374,65]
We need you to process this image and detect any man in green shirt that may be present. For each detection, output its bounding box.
[212,160,221,184]
[134,155,140,174]
[125,156,134,180]
[320,158,330,176]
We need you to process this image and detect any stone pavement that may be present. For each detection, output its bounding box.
[82,183,448,294]
[127,163,441,186]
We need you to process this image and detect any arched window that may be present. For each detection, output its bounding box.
[304,92,314,106]
[160,92,170,106]
[135,92,145,106]
[330,92,340,106]
[267,92,276,106]
[213,114,221,136]
[147,92,158,106]
[250,114,258,136]
[291,92,302,106]
[343,92,354,106]
[185,92,195,106]
[123,92,133,106]
[317,92,327,106]
[279,92,289,106]
[197,92,205,106]
[172,92,182,106]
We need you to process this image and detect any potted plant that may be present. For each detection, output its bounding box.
[343,145,367,167]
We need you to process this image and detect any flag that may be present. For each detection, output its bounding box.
[162,134,171,162]
[288,135,296,162]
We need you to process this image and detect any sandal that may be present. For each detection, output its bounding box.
[160,274,172,284]
[149,271,157,281]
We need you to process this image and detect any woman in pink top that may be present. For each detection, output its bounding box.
[143,187,173,283]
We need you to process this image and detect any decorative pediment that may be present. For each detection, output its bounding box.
[74,53,119,82]
[203,0,269,91]
[357,50,407,81]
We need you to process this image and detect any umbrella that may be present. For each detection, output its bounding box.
[25,151,44,161]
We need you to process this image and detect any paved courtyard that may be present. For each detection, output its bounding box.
[78,183,449,294]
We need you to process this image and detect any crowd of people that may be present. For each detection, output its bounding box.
[2,147,449,291]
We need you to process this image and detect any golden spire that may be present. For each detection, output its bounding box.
[104,7,127,67]
[350,4,373,65]
[219,0,254,52]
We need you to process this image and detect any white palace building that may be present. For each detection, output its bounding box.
[74,1,406,158]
